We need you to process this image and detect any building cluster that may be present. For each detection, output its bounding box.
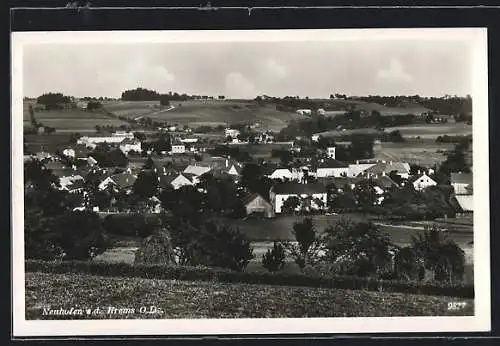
[25,130,473,219]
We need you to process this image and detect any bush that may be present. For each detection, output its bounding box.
[134,229,176,265]
[25,260,474,298]
[262,241,286,272]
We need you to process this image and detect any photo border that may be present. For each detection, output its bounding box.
[11,28,491,337]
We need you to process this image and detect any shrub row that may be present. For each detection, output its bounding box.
[25,260,474,298]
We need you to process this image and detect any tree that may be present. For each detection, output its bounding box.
[29,104,38,127]
[26,211,110,260]
[353,179,378,209]
[133,171,159,199]
[394,246,421,280]
[410,225,465,283]
[284,218,324,270]
[323,220,394,277]
[282,196,301,214]
[262,241,286,272]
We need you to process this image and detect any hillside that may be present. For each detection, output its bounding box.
[25,272,473,319]
[103,100,308,132]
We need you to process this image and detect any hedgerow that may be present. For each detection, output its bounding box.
[25,260,473,298]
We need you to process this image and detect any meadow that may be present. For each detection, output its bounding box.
[25,271,474,319]
[384,123,472,139]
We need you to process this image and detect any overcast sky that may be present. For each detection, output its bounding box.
[23,39,472,99]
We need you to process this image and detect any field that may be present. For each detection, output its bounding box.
[24,133,75,153]
[103,100,308,132]
[25,272,473,319]
[384,123,472,139]
[24,102,128,131]
[374,140,457,166]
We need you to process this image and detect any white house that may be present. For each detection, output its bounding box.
[225,128,241,139]
[180,138,199,144]
[158,173,194,190]
[62,148,76,158]
[450,172,473,195]
[59,174,84,191]
[311,134,320,142]
[348,162,377,177]
[316,160,350,178]
[412,173,438,191]
[171,143,186,154]
[326,147,336,159]
[119,138,142,155]
[270,182,327,214]
[296,109,312,115]
[267,168,294,181]
[183,164,212,177]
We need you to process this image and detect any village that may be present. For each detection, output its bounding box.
[24,122,473,220]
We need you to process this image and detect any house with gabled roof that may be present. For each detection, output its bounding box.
[362,161,411,179]
[410,173,438,191]
[183,164,212,177]
[315,159,350,178]
[242,193,274,218]
[450,172,473,195]
[158,173,194,190]
[98,172,137,193]
[270,182,327,214]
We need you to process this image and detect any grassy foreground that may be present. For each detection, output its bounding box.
[25,272,473,319]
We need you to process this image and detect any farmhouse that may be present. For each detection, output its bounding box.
[98,172,137,192]
[242,193,275,218]
[77,131,135,147]
[183,164,212,177]
[411,173,438,191]
[362,161,411,179]
[270,182,327,214]
[266,167,294,181]
[59,174,84,191]
[158,173,194,190]
[315,159,350,178]
[348,162,377,177]
[326,147,336,159]
[171,141,186,154]
[450,172,473,195]
[119,138,142,155]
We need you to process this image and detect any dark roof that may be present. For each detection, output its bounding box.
[372,175,399,189]
[158,174,178,188]
[316,159,348,169]
[272,182,327,195]
[110,173,136,189]
[317,177,361,187]
[450,172,472,185]
[241,193,270,205]
[67,179,85,190]
[364,162,410,175]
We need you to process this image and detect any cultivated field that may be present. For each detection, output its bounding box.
[24,133,75,153]
[374,141,456,167]
[103,100,308,132]
[25,272,473,319]
[24,103,129,130]
[384,123,472,139]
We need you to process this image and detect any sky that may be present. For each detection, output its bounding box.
[22,38,473,99]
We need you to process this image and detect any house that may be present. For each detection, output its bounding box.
[119,138,142,155]
[266,168,293,181]
[148,196,163,214]
[362,161,411,179]
[158,173,194,190]
[225,128,241,139]
[62,148,76,158]
[348,162,377,177]
[411,173,438,191]
[59,174,84,191]
[171,142,186,154]
[296,109,312,115]
[242,193,275,218]
[326,147,336,159]
[454,195,474,214]
[66,179,85,194]
[315,159,350,178]
[180,138,199,144]
[183,164,212,177]
[270,182,328,214]
[76,131,134,146]
[98,172,137,192]
[450,172,473,195]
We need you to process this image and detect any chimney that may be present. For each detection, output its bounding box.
[418,169,421,175]
[226,159,228,168]
[382,171,386,177]
[356,160,359,164]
